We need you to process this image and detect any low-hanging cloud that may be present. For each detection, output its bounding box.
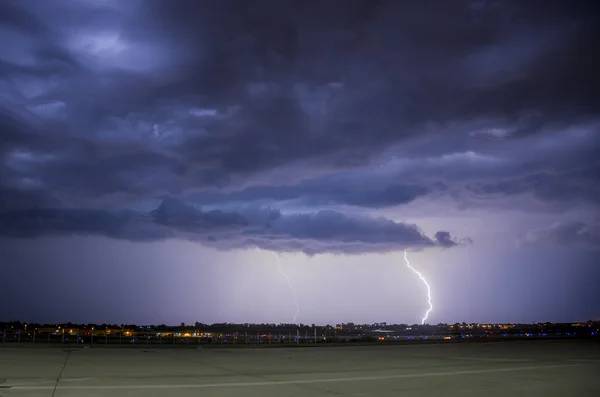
[0,199,467,255]
[188,177,437,209]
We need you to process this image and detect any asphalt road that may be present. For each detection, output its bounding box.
[1,340,599,396]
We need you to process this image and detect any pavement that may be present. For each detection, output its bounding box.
[0,340,599,396]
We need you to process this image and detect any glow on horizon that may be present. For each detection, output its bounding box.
[404,250,433,325]
[271,252,300,324]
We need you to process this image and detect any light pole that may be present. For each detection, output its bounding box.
[91,327,94,344]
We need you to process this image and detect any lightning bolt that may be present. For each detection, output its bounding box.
[404,250,432,325]
[271,252,300,324]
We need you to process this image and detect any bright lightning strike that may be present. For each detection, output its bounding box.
[404,250,432,325]
[271,252,300,324]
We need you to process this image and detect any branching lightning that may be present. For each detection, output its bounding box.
[271,252,300,324]
[404,250,432,325]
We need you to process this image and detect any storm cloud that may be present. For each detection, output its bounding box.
[0,198,462,255]
[0,0,598,250]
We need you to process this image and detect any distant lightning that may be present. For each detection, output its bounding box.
[271,252,300,324]
[404,250,432,325]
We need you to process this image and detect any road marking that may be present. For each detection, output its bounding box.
[8,364,581,391]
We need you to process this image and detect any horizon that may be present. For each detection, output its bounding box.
[2,319,597,328]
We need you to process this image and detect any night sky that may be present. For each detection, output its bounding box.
[1,0,599,326]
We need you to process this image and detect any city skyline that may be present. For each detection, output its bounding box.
[1,0,599,325]
[2,320,596,328]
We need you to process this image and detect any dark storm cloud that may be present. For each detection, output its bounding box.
[141,0,600,175]
[186,130,599,211]
[152,198,248,230]
[466,166,600,207]
[433,231,467,248]
[0,0,598,227]
[190,177,437,209]
[0,199,465,255]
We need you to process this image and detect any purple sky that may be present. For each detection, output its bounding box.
[1,0,599,325]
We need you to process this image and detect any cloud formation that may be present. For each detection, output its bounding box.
[0,199,465,255]
[0,0,598,253]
